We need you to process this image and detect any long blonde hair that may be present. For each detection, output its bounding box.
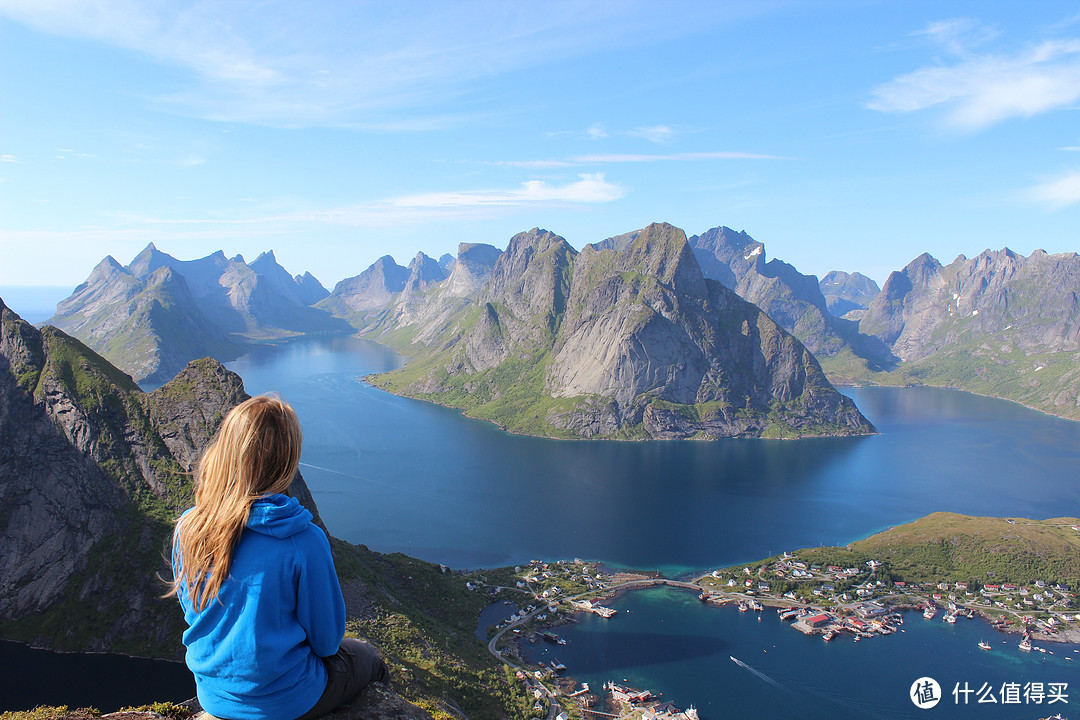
[170,395,303,611]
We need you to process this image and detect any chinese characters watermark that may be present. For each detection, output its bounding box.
[910,677,1069,709]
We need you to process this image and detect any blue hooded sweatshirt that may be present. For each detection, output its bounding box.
[174,495,345,720]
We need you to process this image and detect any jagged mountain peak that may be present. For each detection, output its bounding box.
[620,222,704,294]
[127,243,177,279]
[294,271,330,305]
[93,255,129,275]
[403,252,449,296]
[484,229,576,316]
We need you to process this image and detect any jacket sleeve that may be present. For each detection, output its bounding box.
[294,527,346,657]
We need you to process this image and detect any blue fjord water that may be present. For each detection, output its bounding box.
[230,335,1080,574]
[4,333,1079,713]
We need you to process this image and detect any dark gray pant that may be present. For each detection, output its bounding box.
[295,638,389,720]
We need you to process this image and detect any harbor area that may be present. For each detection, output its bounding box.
[480,555,1079,720]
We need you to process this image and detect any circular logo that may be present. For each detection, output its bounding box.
[910,677,942,709]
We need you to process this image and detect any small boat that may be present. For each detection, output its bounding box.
[978,641,992,650]
[738,602,748,612]
[823,630,835,642]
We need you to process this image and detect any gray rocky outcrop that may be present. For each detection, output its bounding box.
[0,299,325,653]
[687,227,892,368]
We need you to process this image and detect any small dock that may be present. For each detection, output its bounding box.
[572,600,617,618]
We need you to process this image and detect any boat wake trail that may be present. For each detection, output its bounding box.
[299,462,362,479]
[728,656,782,688]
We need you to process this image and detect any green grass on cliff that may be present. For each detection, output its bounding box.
[851,512,1080,589]
[330,540,530,720]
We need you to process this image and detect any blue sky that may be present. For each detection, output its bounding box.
[3,1,1080,293]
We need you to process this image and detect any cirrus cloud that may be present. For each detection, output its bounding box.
[868,23,1080,131]
[1024,169,1080,208]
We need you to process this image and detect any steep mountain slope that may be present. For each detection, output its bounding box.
[687,226,894,371]
[856,248,1080,418]
[48,246,349,384]
[367,224,873,439]
[0,299,517,720]
[47,259,242,385]
[0,299,246,653]
[318,256,411,320]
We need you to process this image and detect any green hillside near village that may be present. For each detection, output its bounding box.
[720,513,1080,595]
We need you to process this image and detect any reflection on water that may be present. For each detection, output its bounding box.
[229,336,1080,572]
[0,641,193,711]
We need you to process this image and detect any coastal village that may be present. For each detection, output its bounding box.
[478,550,1080,720]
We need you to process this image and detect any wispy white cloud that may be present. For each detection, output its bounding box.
[869,22,1080,131]
[625,125,676,144]
[63,174,626,231]
[913,18,999,55]
[0,155,22,163]
[489,159,576,169]
[0,0,752,129]
[1024,169,1080,208]
[388,174,623,208]
[489,150,783,168]
[575,151,783,163]
[587,123,609,140]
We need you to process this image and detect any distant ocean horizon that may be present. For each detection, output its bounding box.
[0,285,72,324]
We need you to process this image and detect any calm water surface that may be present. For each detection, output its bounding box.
[229,336,1080,573]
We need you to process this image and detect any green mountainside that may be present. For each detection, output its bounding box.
[340,224,873,439]
[849,513,1080,590]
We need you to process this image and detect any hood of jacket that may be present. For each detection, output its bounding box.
[246,493,313,538]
